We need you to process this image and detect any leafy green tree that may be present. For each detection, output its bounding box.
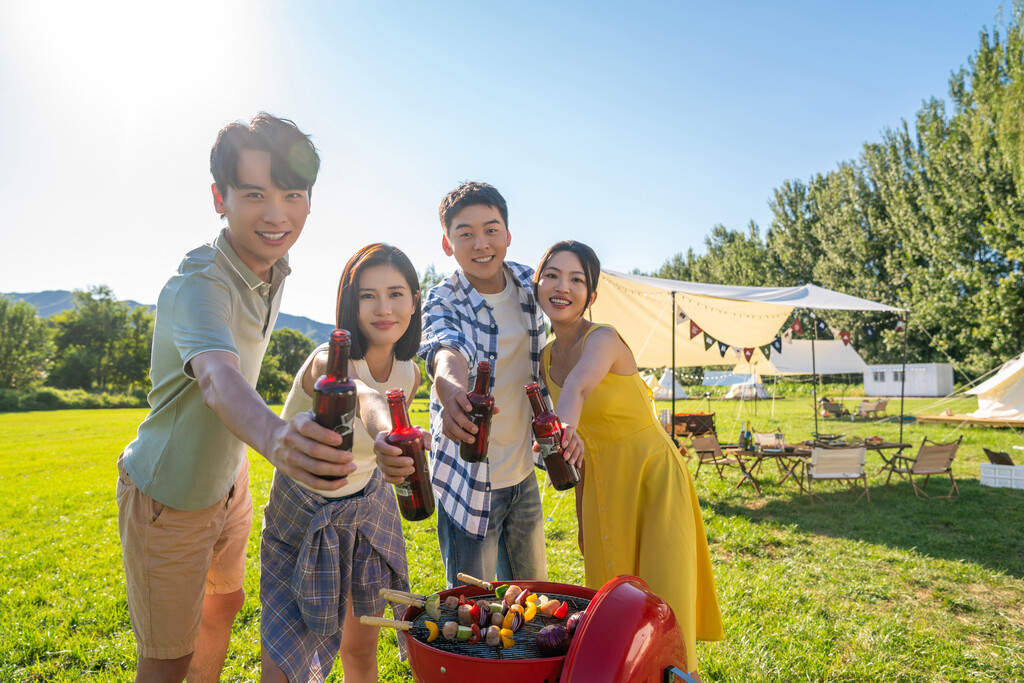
[49,286,132,391]
[0,298,55,390]
[652,222,776,286]
[266,328,315,377]
[256,353,292,405]
[419,263,445,293]
[111,306,155,394]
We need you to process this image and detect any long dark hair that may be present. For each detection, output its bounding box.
[533,240,601,314]
[335,243,422,361]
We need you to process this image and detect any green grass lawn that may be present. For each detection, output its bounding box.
[1,395,1022,681]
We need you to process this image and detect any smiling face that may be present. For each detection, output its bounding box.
[355,263,418,353]
[536,249,596,324]
[441,203,510,294]
[212,148,311,281]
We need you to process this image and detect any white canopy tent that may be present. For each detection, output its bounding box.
[733,340,868,376]
[591,270,904,437]
[593,270,900,368]
[967,351,1024,420]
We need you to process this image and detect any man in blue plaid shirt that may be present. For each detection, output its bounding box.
[377,182,575,588]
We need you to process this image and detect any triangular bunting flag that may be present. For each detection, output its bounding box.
[743,347,755,362]
[782,329,793,344]
[840,330,851,345]
[816,319,828,334]
[718,341,729,358]
[791,319,803,335]
[676,309,689,326]
[865,324,876,340]
[690,320,702,339]
[829,326,841,337]
[703,332,716,350]
[771,337,783,353]
[761,343,773,359]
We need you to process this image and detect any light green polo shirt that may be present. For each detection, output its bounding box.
[122,229,290,510]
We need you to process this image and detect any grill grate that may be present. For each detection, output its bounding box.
[408,592,590,660]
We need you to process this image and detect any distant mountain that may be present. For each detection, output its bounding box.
[2,290,334,344]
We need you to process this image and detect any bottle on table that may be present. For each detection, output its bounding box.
[739,420,747,450]
[459,361,494,463]
[312,329,357,480]
[526,381,580,490]
[384,388,435,521]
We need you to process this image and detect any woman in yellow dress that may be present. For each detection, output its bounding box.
[534,240,723,675]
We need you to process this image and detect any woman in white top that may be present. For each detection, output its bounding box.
[261,243,423,683]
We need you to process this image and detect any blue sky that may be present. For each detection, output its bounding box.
[0,0,1009,322]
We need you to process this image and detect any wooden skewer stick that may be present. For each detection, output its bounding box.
[457,572,494,591]
[376,585,423,602]
[380,587,425,605]
[360,615,412,630]
[380,587,442,620]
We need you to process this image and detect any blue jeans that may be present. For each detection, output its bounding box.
[436,470,548,589]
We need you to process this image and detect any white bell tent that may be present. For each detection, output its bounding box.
[967,351,1024,420]
[652,369,689,400]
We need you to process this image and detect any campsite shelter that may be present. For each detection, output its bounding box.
[652,370,689,400]
[967,351,1024,420]
[590,270,904,436]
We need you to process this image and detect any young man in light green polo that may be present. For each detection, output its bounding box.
[116,113,377,683]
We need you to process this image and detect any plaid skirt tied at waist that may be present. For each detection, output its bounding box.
[261,466,410,649]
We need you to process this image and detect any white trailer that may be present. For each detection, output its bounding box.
[863,363,953,397]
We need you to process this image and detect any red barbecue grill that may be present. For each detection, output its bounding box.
[398,575,693,683]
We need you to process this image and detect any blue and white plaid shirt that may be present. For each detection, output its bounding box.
[418,261,546,540]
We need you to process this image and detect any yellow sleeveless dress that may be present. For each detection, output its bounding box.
[544,324,724,667]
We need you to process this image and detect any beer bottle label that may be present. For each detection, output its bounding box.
[538,436,560,459]
[394,481,412,498]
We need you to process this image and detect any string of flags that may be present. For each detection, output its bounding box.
[679,310,907,361]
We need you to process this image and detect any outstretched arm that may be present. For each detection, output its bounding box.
[191,350,355,490]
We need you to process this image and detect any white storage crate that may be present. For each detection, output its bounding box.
[979,463,1024,490]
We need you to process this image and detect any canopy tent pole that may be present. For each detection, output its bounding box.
[671,291,677,445]
[899,311,909,443]
[811,310,820,438]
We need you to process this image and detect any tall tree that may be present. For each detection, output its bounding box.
[266,328,315,378]
[49,286,132,391]
[0,298,55,390]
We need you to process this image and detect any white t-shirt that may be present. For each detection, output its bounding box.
[281,343,419,496]
[478,277,535,489]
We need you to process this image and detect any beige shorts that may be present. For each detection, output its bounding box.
[116,454,253,659]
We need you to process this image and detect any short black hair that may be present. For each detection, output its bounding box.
[534,240,602,311]
[438,181,509,233]
[210,112,320,197]
[336,243,422,361]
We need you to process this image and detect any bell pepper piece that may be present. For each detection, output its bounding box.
[467,622,482,645]
[456,624,472,640]
[500,627,515,648]
[468,601,480,622]
[425,620,439,643]
[525,592,538,604]
[502,609,516,631]
[523,601,537,621]
[553,600,569,619]
[494,584,510,600]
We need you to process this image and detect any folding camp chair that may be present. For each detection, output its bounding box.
[806,446,870,503]
[690,435,741,479]
[818,398,851,419]
[857,399,889,419]
[881,436,963,499]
